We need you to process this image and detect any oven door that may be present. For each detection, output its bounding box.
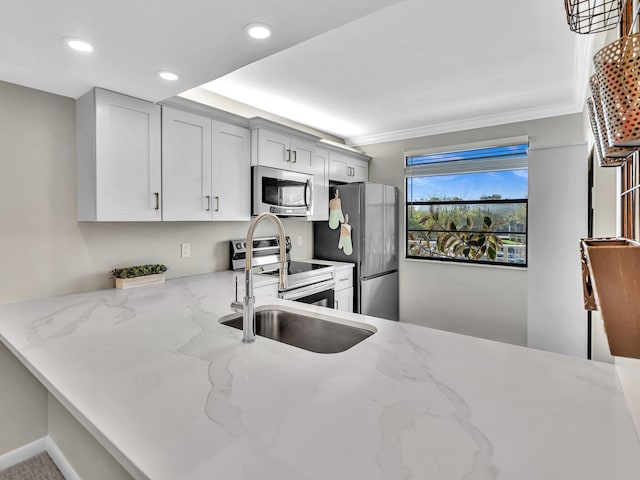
[279,280,335,309]
[253,166,312,217]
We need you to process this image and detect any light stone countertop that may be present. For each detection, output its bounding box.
[0,271,639,480]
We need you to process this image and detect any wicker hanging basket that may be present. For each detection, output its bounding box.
[565,0,623,34]
[587,76,633,166]
[594,33,640,147]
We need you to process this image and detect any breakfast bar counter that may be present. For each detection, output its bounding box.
[0,271,639,479]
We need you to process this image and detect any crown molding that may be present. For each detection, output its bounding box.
[346,102,583,147]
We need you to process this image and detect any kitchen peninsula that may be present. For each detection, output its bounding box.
[0,271,639,480]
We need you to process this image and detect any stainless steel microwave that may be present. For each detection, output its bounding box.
[252,166,313,217]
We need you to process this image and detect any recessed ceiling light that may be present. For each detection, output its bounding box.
[245,23,272,40]
[157,71,180,81]
[62,37,93,53]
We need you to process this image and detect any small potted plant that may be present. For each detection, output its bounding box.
[111,264,168,289]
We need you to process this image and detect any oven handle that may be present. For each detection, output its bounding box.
[279,279,335,301]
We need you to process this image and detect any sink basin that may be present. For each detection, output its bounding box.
[219,307,375,354]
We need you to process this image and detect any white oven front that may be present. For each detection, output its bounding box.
[279,279,335,309]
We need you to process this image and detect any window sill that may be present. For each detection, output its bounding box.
[403,256,528,271]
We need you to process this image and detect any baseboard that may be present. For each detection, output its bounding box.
[0,436,82,480]
[0,437,46,470]
[46,436,82,480]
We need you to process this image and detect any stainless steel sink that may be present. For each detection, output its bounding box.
[219,307,375,354]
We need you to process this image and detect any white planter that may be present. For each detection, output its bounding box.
[115,273,165,289]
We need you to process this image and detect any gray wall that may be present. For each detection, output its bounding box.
[48,395,135,480]
[0,343,47,454]
[527,143,588,357]
[360,113,586,346]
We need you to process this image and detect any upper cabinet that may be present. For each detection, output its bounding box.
[161,108,251,222]
[250,118,320,175]
[309,147,329,221]
[77,88,162,221]
[76,91,346,223]
[327,148,370,183]
[162,107,213,221]
[210,120,251,221]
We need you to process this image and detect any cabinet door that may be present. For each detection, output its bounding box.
[328,151,350,183]
[290,136,314,174]
[95,89,161,221]
[334,287,354,312]
[162,108,212,221]
[334,267,354,291]
[212,120,251,221]
[351,159,369,182]
[255,129,291,169]
[309,148,329,221]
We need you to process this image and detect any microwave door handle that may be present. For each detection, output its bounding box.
[305,179,312,208]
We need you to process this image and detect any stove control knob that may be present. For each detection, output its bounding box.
[236,242,242,250]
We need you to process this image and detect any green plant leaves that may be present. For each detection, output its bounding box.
[111,264,168,279]
[412,213,505,262]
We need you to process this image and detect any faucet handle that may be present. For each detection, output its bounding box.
[230,300,243,313]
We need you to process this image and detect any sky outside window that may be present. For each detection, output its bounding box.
[407,169,528,202]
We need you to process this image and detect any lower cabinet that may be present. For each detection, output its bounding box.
[333,264,354,313]
[236,278,279,299]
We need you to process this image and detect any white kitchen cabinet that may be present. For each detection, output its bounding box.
[250,118,320,174]
[77,88,162,221]
[211,120,251,221]
[333,264,354,313]
[328,149,369,183]
[309,147,329,221]
[162,107,213,221]
[162,107,251,222]
[235,276,279,299]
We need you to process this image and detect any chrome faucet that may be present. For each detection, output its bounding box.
[230,212,287,343]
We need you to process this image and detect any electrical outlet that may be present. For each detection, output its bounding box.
[297,235,303,247]
[181,243,191,258]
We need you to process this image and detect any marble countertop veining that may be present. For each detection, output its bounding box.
[0,271,639,480]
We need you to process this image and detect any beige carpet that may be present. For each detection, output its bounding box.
[0,452,65,480]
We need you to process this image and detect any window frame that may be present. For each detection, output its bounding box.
[404,140,529,268]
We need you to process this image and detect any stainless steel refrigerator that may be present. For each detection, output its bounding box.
[313,182,399,321]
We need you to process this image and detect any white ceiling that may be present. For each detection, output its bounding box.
[0,0,402,101]
[199,0,605,146]
[1,0,603,146]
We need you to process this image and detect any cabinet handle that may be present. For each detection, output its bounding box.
[205,195,211,211]
[292,150,297,163]
[154,192,160,210]
[286,149,291,162]
[215,196,220,212]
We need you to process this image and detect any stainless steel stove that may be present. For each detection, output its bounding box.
[230,236,335,308]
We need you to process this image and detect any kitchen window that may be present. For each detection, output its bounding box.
[405,141,528,266]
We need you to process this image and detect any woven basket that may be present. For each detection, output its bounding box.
[565,0,623,34]
[588,76,632,165]
[594,33,640,147]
